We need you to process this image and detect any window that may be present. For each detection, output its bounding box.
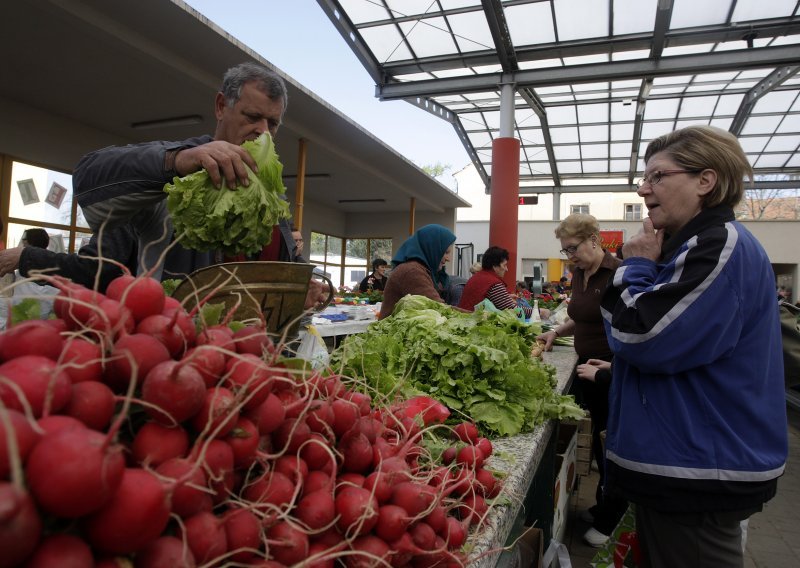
[2,158,90,251]
[571,204,590,215]
[624,203,642,220]
[310,231,392,289]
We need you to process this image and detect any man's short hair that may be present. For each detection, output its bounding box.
[372,258,388,271]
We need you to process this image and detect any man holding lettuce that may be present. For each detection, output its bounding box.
[73,62,329,308]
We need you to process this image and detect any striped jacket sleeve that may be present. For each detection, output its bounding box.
[485,283,532,318]
[600,223,743,374]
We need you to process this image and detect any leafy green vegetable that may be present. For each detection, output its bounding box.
[11,298,42,325]
[331,295,583,437]
[164,133,290,255]
[161,279,182,297]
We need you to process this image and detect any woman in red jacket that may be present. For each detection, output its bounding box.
[458,246,536,318]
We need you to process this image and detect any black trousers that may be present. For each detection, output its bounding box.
[635,505,746,568]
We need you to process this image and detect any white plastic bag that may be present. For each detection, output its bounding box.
[297,325,330,369]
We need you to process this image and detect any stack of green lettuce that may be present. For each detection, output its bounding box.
[331,295,583,437]
[164,132,290,256]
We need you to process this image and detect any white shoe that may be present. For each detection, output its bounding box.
[579,509,594,523]
[583,527,609,548]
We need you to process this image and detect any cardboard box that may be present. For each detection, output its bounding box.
[577,433,593,448]
[577,414,592,435]
[507,526,544,568]
[553,422,578,543]
[577,446,593,463]
[576,459,592,477]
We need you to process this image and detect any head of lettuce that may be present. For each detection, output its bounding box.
[164,132,290,256]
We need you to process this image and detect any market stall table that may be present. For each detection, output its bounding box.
[468,347,578,567]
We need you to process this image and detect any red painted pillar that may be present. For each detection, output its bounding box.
[489,137,520,290]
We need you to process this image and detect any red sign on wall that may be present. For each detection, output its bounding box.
[600,230,624,253]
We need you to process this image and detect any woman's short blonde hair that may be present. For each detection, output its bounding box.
[643,125,752,208]
[555,213,600,241]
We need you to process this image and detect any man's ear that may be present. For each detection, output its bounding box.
[214,92,226,121]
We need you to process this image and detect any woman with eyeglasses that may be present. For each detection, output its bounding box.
[537,213,625,546]
[600,126,787,567]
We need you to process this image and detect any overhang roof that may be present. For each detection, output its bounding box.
[0,0,468,214]
[319,0,800,193]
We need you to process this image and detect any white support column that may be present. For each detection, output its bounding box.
[499,83,515,138]
[552,189,561,221]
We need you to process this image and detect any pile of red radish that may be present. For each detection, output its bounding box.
[0,274,503,567]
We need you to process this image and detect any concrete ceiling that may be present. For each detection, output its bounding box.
[0,0,469,215]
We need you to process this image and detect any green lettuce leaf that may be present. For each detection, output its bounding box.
[330,295,583,438]
[164,133,290,255]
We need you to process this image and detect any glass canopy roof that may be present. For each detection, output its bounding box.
[318,0,800,192]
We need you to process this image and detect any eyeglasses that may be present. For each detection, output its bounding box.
[636,169,703,189]
[559,238,588,257]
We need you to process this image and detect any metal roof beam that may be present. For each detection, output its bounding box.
[519,87,560,186]
[730,65,800,135]
[316,0,386,85]
[481,0,517,72]
[402,95,491,188]
[377,46,800,99]
[379,20,800,76]
[518,179,800,194]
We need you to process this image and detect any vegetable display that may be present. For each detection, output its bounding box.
[0,275,506,567]
[164,132,291,256]
[331,295,583,437]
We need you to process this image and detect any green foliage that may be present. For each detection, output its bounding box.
[164,133,290,255]
[331,295,583,437]
[11,299,42,325]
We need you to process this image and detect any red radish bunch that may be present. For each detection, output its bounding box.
[0,274,503,567]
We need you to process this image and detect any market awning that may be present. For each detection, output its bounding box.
[318,0,800,192]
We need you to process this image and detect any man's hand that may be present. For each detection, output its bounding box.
[305,278,331,310]
[0,247,23,277]
[174,141,257,190]
[621,217,663,261]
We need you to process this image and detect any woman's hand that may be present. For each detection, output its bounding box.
[536,330,557,351]
[576,358,611,382]
[576,363,599,382]
[585,358,611,371]
[621,217,663,261]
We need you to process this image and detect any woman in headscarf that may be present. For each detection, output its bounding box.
[379,224,456,319]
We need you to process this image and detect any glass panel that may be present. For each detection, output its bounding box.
[7,223,70,253]
[450,12,493,53]
[614,0,657,34]
[326,236,343,265]
[371,238,394,263]
[345,238,369,266]
[310,232,327,261]
[732,0,796,21]
[764,135,800,152]
[506,3,556,46]
[9,162,76,228]
[554,0,608,41]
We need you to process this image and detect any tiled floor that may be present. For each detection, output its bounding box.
[559,404,800,567]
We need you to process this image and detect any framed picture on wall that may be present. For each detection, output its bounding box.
[45,182,68,209]
[17,179,39,205]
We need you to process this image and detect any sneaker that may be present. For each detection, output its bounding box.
[579,509,595,523]
[583,527,609,548]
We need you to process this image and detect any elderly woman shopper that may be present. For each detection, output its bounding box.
[379,224,456,319]
[601,125,787,567]
[537,213,625,546]
[458,246,542,319]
